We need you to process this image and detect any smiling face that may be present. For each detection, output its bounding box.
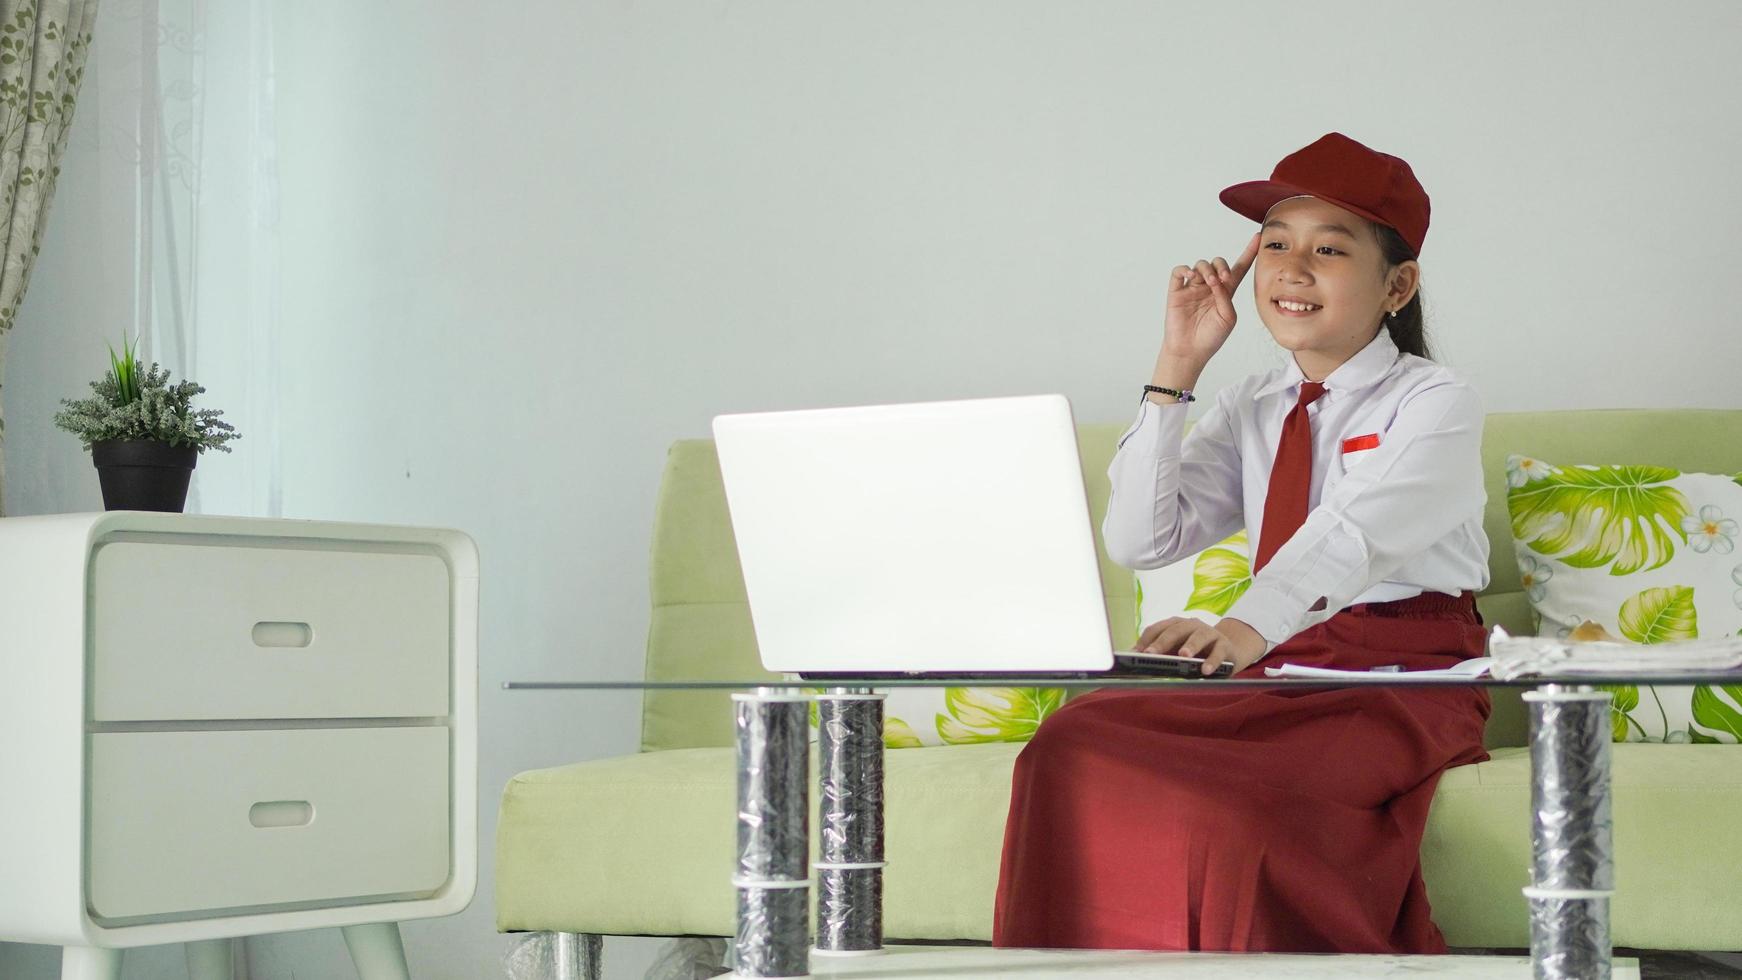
[1253,195,1420,380]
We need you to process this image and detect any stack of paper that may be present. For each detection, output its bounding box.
[1486,627,1742,680]
[1262,657,1494,682]
[1256,630,1742,682]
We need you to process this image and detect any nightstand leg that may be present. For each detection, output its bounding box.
[59,945,122,980]
[342,922,411,980]
[186,938,236,980]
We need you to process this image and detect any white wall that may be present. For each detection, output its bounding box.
[5,2,1741,978]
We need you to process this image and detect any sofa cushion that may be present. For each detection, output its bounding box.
[496,743,1018,939]
[1421,744,1742,950]
[496,740,1742,949]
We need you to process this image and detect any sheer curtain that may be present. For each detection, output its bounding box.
[23,0,279,516]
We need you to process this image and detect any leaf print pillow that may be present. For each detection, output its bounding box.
[807,685,1065,749]
[1505,453,1742,743]
[1134,530,1252,633]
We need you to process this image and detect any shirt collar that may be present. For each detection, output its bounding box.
[1251,329,1401,401]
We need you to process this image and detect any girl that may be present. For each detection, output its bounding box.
[992,132,1493,955]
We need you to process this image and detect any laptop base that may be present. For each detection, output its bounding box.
[798,652,1236,682]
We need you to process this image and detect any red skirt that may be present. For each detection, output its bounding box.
[992,590,1490,954]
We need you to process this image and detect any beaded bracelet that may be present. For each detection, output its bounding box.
[1142,384,1196,404]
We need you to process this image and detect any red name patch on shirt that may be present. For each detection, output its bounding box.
[1341,433,1381,453]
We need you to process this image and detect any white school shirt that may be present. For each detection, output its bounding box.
[1104,329,1491,654]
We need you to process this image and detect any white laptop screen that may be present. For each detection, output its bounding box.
[711,394,1117,674]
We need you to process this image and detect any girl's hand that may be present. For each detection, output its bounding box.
[1162,233,1262,368]
[1134,615,1268,676]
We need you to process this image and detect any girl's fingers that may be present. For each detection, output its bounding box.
[1199,644,1230,676]
[1178,235,1260,292]
[1180,632,1224,667]
[1203,263,1235,321]
[1144,619,1203,655]
[1136,617,1180,648]
[1142,626,1184,654]
[1175,624,1216,657]
[1229,232,1261,287]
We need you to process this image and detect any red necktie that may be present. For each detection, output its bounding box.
[1252,381,1327,574]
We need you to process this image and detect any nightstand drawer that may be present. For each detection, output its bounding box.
[91,540,451,721]
[88,727,451,921]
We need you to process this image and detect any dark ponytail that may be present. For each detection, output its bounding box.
[1372,222,1432,361]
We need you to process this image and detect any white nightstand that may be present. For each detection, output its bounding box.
[0,513,479,980]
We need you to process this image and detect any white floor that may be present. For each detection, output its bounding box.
[787,945,1643,978]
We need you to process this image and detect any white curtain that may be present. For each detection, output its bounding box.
[40,0,279,516]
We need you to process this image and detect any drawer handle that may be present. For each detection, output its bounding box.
[249,800,315,828]
[252,621,314,648]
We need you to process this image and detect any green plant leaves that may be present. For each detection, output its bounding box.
[1602,586,1698,742]
[811,687,1059,749]
[936,687,1063,744]
[1185,531,1252,616]
[1599,684,1641,741]
[883,717,925,749]
[106,335,141,405]
[1508,463,1691,575]
[51,350,239,452]
[1690,685,1742,743]
[1617,586,1699,644]
[1688,624,1742,742]
[1132,574,1144,638]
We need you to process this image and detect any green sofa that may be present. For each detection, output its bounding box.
[497,409,1742,955]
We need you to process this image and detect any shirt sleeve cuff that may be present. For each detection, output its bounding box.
[1223,583,1306,655]
[1116,398,1189,456]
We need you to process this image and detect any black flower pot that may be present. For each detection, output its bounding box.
[91,439,198,512]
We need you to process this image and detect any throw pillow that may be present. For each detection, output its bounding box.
[809,685,1064,750]
[1505,453,1742,743]
[1135,530,1252,636]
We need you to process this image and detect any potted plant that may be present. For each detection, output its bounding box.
[52,337,239,512]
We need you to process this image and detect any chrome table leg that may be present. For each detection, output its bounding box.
[1524,685,1615,980]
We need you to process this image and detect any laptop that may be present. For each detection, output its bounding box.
[710,393,1234,681]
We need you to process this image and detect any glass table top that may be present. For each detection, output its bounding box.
[503,672,1742,691]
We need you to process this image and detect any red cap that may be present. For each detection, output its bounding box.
[1219,132,1430,256]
